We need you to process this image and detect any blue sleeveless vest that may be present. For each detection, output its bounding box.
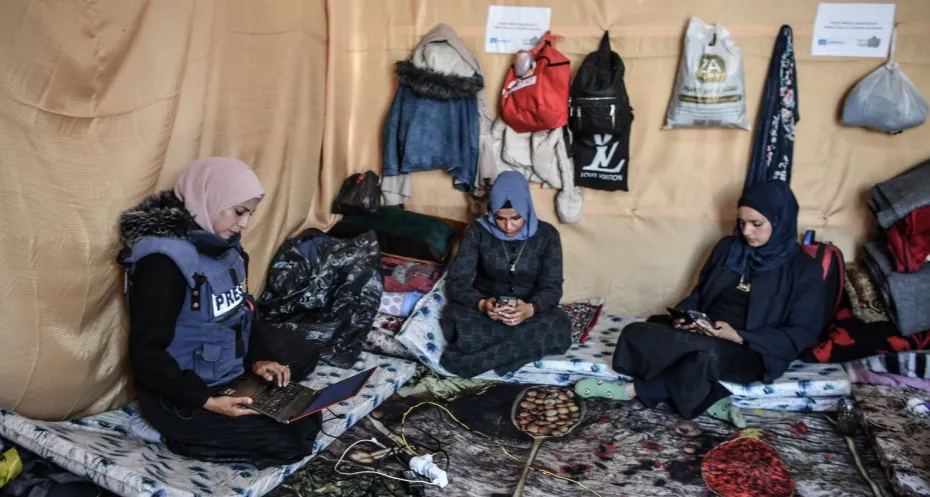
[124,236,253,387]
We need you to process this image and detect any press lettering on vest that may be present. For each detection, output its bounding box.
[581,135,625,174]
[212,284,245,317]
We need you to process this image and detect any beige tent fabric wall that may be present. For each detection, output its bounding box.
[325,0,930,311]
[0,0,928,421]
[0,0,328,420]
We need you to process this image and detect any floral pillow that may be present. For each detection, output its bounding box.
[381,255,443,293]
[395,274,455,376]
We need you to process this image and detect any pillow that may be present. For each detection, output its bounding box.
[802,307,930,363]
[562,299,605,343]
[844,264,890,323]
[328,208,458,263]
[378,291,425,318]
[395,274,455,375]
[381,255,443,293]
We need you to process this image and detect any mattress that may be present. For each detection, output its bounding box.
[395,277,850,411]
[0,352,418,497]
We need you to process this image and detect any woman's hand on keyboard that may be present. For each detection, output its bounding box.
[204,396,259,417]
[252,361,291,387]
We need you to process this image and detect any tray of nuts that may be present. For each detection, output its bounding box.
[509,386,586,496]
[511,385,586,438]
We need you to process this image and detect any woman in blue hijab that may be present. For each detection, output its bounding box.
[440,172,572,378]
[576,181,825,427]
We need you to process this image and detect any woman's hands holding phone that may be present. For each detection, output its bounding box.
[692,320,744,344]
[498,299,534,326]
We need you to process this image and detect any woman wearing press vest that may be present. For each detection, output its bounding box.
[576,181,824,427]
[119,157,320,467]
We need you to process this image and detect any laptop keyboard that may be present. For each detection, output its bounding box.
[251,382,305,415]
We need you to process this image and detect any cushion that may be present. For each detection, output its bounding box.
[381,255,443,293]
[845,264,891,323]
[561,299,605,343]
[803,307,930,364]
[0,352,417,497]
[329,208,458,263]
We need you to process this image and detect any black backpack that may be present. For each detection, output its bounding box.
[569,31,633,135]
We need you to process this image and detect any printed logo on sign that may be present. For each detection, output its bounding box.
[697,55,727,83]
[213,284,244,317]
[581,135,625,175]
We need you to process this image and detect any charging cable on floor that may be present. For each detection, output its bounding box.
[400,401,603,497]
[334,438,446,488]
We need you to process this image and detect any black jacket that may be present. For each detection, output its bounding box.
[677,236,825,381]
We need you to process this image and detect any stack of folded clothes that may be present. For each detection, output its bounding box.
[862,159,930,336]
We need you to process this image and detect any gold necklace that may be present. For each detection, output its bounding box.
[501,238,529,275]
[736,275,752,292]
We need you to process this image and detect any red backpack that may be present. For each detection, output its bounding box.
[500,32,571,133]
[801,230,847,328]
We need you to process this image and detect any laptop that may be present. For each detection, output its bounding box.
[218,367,377,424]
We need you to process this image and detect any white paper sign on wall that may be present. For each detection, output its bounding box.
[485,6,551,54]
[811,3,896,58]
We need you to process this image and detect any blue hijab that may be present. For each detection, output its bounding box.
[725,180,800,275]
[477,171,539,241]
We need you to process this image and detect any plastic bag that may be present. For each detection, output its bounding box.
[332,171,381,215]
[842,29,929,134]
[665,17,750,130]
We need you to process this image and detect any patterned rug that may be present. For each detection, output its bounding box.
[854,383,930,496]
[269,380,891,497]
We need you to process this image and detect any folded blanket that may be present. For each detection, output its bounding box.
[857,352,930,379]
[863,242,930,335]
[846,362,930,393]
[887,206,930,273]
[869,158,930,229]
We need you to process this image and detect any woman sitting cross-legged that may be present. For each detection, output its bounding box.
[576,181,825,427]
[440,171,573,378]
[119,157,321,467]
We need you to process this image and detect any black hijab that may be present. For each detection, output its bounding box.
[725,181,800,275]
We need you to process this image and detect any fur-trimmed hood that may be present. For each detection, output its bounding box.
[396,23,485,100]
[119,190,200,247]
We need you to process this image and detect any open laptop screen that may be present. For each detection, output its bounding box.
[296,367,377,419]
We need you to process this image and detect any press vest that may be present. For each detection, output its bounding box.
[123,236,253,387]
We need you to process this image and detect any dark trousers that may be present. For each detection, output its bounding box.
[612,319,765,419]
[137,323,322,468]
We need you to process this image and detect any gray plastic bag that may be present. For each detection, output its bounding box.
[665,17,750,130]
[842,29,928,134]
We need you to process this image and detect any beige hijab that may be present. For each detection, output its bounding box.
[174,157,265,233]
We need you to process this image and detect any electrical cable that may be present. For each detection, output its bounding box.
[334,439,437,487]
[400,401,603,497]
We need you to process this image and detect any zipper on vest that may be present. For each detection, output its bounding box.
[610,104,616,129]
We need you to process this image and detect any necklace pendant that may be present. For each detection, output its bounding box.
[510,263,516,274]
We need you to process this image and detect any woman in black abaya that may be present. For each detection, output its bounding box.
[577,181,824,427]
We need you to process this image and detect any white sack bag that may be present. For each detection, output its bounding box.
[665,17,750,130]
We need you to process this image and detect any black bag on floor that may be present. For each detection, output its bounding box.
[569,31,634,136]
[332,171,381,215]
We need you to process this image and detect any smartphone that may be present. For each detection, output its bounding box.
[667,308,714,327]
[496,296,517,308]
